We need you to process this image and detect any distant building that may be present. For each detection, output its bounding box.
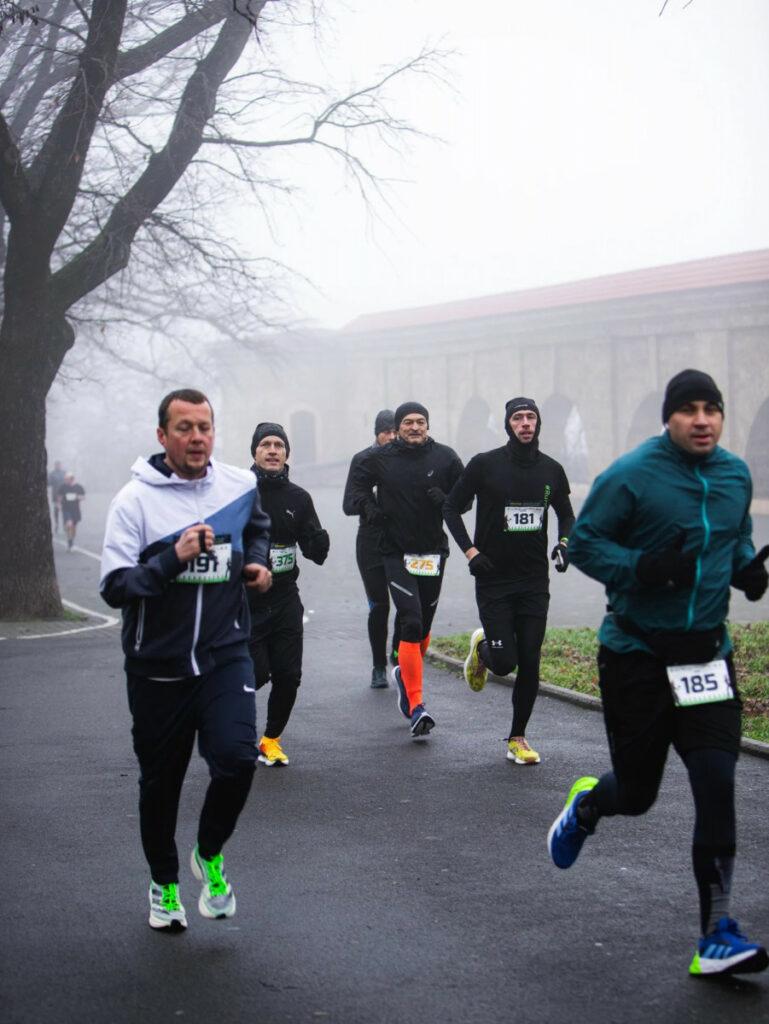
[221,249,769,501]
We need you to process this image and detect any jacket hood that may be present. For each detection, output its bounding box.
[131,453,216,487]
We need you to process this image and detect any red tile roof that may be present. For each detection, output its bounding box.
[342,249,769,333]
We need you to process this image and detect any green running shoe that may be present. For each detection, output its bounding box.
[190,846,236,919]
[148,881,187,931]
[463,628,488,692]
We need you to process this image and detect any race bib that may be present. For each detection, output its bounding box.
[270,544,297,574]
[176,539,232,584]
[504,504,544,532]
[64,492,79,502]
[403,553,441,577]
[666,659,733,708]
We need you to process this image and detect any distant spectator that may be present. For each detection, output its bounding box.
[47,461,66,533]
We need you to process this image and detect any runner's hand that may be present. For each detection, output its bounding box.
[636,534,696,589]
[732,545,769,602]
[175,524,213,562]
[426,486,446,507]
[244,564,272,592]
[551,542,569,573]
[468,552,495,578]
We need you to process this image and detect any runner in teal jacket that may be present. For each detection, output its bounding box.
[569,428,756,656]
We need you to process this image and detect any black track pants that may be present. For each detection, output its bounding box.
[248,587,303,738]
[475,581,549,737]
[356,532,400,668]
[583,646,741,932]
[127,647,257,885]
[381,553,445,644]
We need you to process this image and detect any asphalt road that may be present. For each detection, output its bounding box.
[2,483,768,1024]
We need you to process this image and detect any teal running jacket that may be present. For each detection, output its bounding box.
[569,430,756,655]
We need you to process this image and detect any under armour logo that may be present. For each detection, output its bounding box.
[286,509,295,518]
[490,640,503,648]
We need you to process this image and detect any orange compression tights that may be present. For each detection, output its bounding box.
[397,640,423,713]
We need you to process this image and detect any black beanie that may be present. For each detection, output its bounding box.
[504,396,541,440]
[394,401,429,430]
[374,409,395,435]
[250,421,290,457]
[662,369,724,423]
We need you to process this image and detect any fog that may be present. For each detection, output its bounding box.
[45,0,769,563]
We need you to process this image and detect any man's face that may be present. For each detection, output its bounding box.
[254,436,287,473]
[157,399,214,479]
[376,428,396,447]
[508,409,538,443]
[398,414,429,445]
[667,400,723,456]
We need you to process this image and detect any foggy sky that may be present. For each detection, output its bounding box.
[252,0,769,327]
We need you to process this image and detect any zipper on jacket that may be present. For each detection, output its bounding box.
[686,467,711,630]
[134,598,145,651]
[190,585,202,675]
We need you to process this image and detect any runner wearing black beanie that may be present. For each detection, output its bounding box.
[343,410,399,688]
[347,401,464,738]
[444,395,574,764]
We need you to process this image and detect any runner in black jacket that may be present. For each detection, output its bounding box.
[347,401,464,738]
[444,397,574,764]
[247,422,330,767]
[342,409,399,689]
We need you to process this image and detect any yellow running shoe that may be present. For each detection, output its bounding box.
[258,735,289,766]
[463,628,489,691]
[507,737,541,764]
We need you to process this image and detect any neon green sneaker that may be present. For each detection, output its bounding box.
[463,628,488,691]
[148,881,187,931]
[190,846,236,919]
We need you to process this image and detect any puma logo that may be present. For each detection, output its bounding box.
[286,509,295,518]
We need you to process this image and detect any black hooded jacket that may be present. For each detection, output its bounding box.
[443,437,575,583]
[247,465,329,608]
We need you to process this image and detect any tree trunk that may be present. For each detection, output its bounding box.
[0,350,61,618]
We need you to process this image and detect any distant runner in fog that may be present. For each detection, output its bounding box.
[247,422,330,767]
[348,401,464,739]
[444,397,574,765]
[57,471,86,551]
[549,368,769,977]
[47,460,65,534]
[343,409,399,689]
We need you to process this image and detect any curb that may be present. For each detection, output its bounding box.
[426,648,769,761]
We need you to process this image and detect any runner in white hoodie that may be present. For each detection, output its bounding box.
[101,389,272,932]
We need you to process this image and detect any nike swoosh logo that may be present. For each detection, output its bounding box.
[243,685,256,693]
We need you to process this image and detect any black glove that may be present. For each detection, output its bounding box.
[468,552,495,578]
[364,503,388,528]
[636,534,696,589]
[732,545,769,602]
[551,542,569,573]
[426,486,446,508]
[303,528,330,565]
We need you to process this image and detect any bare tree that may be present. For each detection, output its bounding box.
[0,0,449,617]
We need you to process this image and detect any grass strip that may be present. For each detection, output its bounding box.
[432,622,769,744]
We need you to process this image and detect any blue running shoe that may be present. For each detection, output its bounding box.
[690,917,769,976]
[410,704,435,738]
[547,776,599,869]
[392,665,410,719]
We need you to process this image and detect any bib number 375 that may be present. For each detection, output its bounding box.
[666,659,733,708]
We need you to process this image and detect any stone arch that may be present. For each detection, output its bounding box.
[455,395,500,461]
[745,398,769,498]
[626,391,663,452]
[289,409,317,466]
[539,393,590,483]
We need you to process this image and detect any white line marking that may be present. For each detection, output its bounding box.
[54,538,102,562]
[3,599,119,641]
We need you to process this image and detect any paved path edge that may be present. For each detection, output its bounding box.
[426,647,769,761]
